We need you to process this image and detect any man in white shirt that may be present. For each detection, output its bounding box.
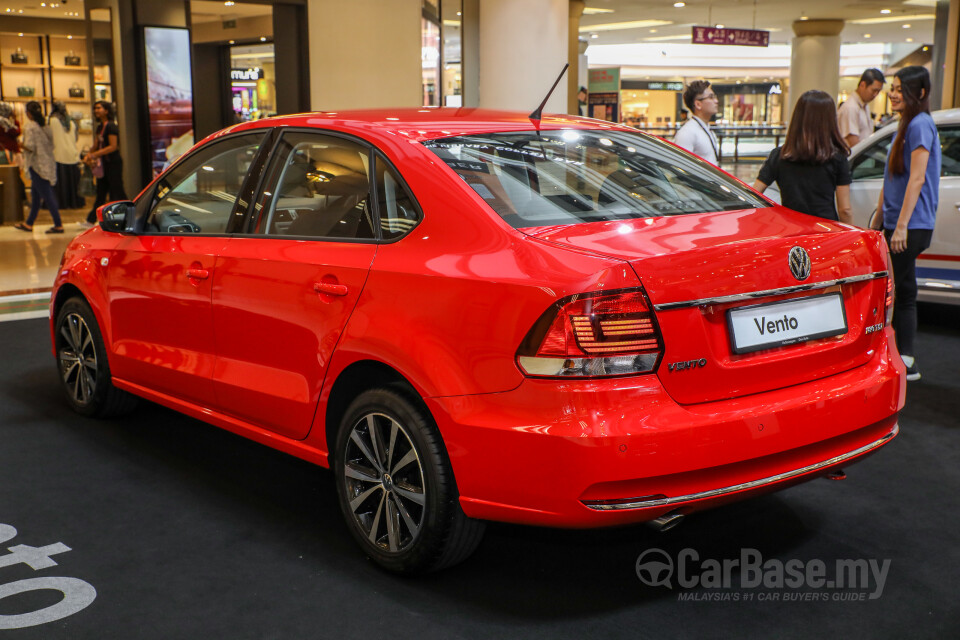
[838,68,885,148]
[673,80,720,165]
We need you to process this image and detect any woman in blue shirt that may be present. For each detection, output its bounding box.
[870,66,940,381]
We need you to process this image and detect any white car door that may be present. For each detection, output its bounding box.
[917,125,960,302]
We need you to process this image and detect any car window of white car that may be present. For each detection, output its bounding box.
[850,135,893,181]
[145,133,266,234]
[254,132,375,240]
[939,126,960,177]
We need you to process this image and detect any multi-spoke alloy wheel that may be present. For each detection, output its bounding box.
[343,412,425,553]
[58,312,98,406]
[334,387,485,573]
[54,297,137,417]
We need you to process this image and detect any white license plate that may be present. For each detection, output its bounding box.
[727,293,848,354]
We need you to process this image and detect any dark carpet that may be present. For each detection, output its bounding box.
[0,305,958,639]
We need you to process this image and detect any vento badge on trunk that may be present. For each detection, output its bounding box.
[788,246,811,281]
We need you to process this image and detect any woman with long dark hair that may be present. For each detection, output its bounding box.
[83,100,127,224]
[49,100,84,209]
[870,65,941,381]
[14,101,64,233]
[753,90,852,222]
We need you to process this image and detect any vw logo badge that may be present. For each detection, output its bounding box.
[788,246,811,281]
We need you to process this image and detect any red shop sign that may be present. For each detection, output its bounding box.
[692,26,769,47]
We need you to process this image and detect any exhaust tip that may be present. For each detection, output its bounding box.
[826,469,847,481]
[647,512,685,532]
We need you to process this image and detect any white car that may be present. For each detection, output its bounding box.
[762,108,960,304]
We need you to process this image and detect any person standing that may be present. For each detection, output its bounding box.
[0,101,20,165]
[83,100,127,224]
[838,68,885,148]
[49,101,84,209]
[752,90,852,223]
[673,79,720,165]
[869,66,940,382]
[14,101,64,234]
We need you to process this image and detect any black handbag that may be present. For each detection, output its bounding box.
[64,52,81,66]
[11,48,28,64]
[68,84,85,98]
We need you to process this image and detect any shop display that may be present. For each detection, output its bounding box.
[50,109,904,574]
[17,84,35,97]
[68,83,84,98]
[10,48,28,64]
[64,51,81,66]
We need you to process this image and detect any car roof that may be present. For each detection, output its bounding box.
[211,108,630,145]
[850,108,960,156]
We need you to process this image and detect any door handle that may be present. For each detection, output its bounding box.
[314,282,348,296]
[186,268,210,280]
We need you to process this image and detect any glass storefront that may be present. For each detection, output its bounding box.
[229,44,276,122]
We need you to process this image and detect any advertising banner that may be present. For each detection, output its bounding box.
[144,27,195,177]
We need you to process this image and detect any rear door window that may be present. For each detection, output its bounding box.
[850,135,892,181]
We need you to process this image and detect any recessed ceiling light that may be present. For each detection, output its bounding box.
[716,24,724,28]
[260,36,266,41]
[800,16,809,21]
[591,33,599,38]
[906,37,914,42]
[225,1,235,5]
[881,9,891,14]
[864,33,872,38]
[583,7,614,14]
[903,24,911,28]
[229,40,235,44]
[650,28,658,33]
[674,2,685,7]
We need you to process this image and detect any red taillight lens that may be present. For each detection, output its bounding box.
[517,288,663,377]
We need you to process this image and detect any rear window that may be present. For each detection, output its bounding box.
[422,129,766,228]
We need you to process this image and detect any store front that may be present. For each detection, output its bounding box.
[229,44,276,122]
[619,80,683,131]
[713,81,784,125]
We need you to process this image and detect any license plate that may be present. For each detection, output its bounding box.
[727,293,848,354]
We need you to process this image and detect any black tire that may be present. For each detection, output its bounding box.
[334,387,485,574]
[54,297,137,418]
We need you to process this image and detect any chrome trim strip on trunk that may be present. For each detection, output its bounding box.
[653,271,888,311]
[582,423,899,511]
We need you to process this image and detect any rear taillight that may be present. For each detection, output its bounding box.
[517,288,663,377]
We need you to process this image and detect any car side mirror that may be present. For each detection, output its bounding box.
[98,201,135,233]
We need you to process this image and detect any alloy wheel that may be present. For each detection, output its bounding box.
[342,412,426,553]
[58,312,98,405]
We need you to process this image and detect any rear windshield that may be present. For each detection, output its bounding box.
[422,129,767,228]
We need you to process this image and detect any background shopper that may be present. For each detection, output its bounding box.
[673,79,720,165]
[838,68,885,148]
[49,100,84,209]
[16,101,63,234]
[83,100,127,224]
[0,101,20,165]
[753,90,852,223]
[870,65,940,382]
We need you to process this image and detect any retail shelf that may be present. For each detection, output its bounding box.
[0,63,47,70]
[51,65,90,71]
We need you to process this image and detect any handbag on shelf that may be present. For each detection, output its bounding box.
[64,51,81,66]
[68,83,85,98]
[17,85,35,97]
[10,48,28,64]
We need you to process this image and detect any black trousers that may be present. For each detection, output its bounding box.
[86,158,128,223]
[884,227,933,358]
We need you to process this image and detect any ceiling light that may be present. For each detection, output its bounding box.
[800,16,809,21]
[674,2,685,7]
[649,28,657,33]
[260,36,266,41]
[579,19,672,32]
[864,33,872,38]
[880,9,891,14]
[584,7,614,14]
[229,40,235,44]
[850,14,934,24]
[903,24,911,28]
[225,1,235,5]
[716,24,725,28]
[923,45,929,50]
[591,33,599,38]
[906,37,914,42]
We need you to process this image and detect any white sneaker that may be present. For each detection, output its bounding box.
[901,355,921,382]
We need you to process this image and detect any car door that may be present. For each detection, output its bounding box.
[848,133,893,227]
[210,130,378,439]
[919,125,960,287]
[105,132,267,406]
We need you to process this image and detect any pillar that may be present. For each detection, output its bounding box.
[789,19,843,118]
[478,0,568,114]
[941,0,960,109]
[307,0,421,110]
[568,0,584,115]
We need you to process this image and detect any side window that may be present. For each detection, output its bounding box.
[375,154,421,240]
[146,133,265,233]
[939,126,960,177]
[850,135,892,181]
[256,132,374,240]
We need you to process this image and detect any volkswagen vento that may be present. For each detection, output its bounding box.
[50,109,905,573]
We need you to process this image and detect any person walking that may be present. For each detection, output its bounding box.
[752,90,853,223]
[838,68,885,148]
[49,100,84,209]
[83,100,127,224]
[869,66,940,382]
[673,79,720,165]
[14,101,64,233]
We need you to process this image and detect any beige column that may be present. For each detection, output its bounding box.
[943,0,960,108]
[307,0,421,110]
[568,0,585,114]
[789,19,843,118]
[478,0,568,113]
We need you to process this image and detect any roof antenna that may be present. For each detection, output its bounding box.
[529,63,570,122]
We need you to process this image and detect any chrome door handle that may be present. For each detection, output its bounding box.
[314,282,348,296]
[186,268,209,279]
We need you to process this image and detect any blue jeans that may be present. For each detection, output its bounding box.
[26,167,63,228]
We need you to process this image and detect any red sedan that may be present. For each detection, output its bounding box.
[50,109,905,573]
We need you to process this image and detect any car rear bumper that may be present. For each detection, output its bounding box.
[427,332,905,527]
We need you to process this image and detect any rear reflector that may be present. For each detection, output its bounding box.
[517,288,663,377]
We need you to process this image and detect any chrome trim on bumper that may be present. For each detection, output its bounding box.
[653,271,888,311]
[582,423,899,511]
